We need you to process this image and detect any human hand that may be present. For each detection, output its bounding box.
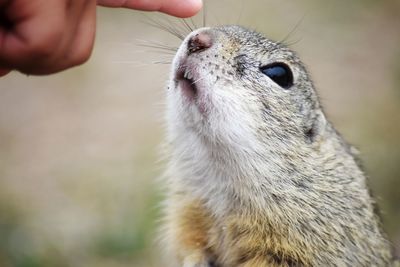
[0,0,202,77]
[0,0,97,76]
[97,0,202,18]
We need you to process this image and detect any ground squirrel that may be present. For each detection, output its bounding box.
[161,26,394,266]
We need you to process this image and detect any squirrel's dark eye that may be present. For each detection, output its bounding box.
[260,63,293,89]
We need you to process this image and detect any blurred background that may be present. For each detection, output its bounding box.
[0,0,399,266]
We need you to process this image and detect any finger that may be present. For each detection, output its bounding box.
[63,0,96,68]
[0,1,65,71]
[0,0,97,75]
[97,0,203,18]
[19,0,97,75]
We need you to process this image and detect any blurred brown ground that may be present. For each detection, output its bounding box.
[0,0,399,266]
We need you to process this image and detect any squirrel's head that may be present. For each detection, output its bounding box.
[167,26,327,157]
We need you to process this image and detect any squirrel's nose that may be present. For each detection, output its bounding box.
[187,32,213,54]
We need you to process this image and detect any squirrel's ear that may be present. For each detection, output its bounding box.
[305,109,326,143]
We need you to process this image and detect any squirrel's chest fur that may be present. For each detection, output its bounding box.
[165,195,313,267]
[161,133,392,266]
[162,157,392,266]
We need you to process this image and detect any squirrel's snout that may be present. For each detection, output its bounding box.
[187,31,213,54]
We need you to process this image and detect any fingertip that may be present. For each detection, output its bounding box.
[183,0,204,17]
[160,0,203,18]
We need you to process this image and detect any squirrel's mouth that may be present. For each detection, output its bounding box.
[175,66,198,101]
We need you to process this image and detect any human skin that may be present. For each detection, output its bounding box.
[0,0,202,76]
[97,0,202,17]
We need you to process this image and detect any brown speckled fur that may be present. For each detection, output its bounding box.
[162,26,394,267]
